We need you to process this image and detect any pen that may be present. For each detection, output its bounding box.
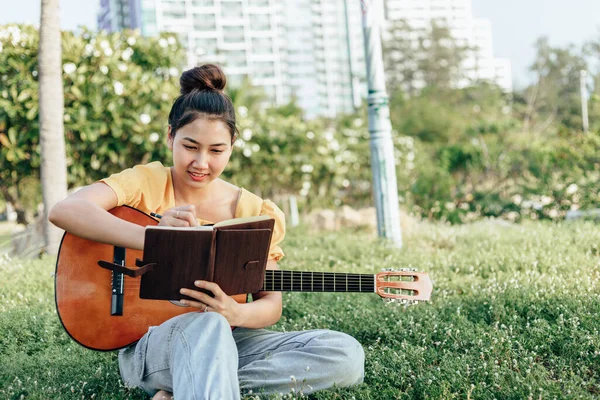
[150,212,162,219]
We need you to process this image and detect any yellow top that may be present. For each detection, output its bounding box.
[100,161,285,261]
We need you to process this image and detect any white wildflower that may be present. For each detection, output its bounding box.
[127,36,137,46]
[342,179,350,187]
[251,143,260,152]
[100,40,110,49]
[306,131,315,139]
[121,47,134,61]
[149,132,160,143]
[243,148,252,157]
[118,63,127,72]
[84,43,94,55]
[242,128,252,141]
[566,184,578,195]
[237,106,248,117]
[167,36,176,45]
[100,65,109,75]
[159,38,168,48]
[104,47,114,57]
[540,195,553,205]
[169,67,179,77]
[113,81,124,95]
[300,164,313,173]
[140,114,151,125]
[63,63,77,74]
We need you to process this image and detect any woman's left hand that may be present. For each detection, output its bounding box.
[179,281,242,326]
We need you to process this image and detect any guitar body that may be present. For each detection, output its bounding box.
[55,206,247,351]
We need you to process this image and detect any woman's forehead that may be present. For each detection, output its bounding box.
[177,118,230,141]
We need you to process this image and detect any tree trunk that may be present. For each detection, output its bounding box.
[39,0,68,255]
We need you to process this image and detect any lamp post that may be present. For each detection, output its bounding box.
[580,70,589,133]
[361,0,402,247]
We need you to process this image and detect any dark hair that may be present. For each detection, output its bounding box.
[168,64,238,141]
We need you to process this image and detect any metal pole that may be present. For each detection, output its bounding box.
[580,70,589,133]
[360,0,402,247]
[289,195,299,227]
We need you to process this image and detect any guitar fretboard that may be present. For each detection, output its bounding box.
[263,270,375,293]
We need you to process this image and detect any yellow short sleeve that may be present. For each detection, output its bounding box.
[260,200,286,261]
[99,162,174,214]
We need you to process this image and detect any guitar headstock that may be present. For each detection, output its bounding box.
[375,268,433,304]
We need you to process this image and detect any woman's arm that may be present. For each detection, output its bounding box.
[48,183,147,250]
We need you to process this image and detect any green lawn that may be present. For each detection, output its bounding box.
[1,220,599,399]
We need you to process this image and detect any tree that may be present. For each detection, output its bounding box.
[383,20,471,96]
[38,0,68,255]
[0,25,185,226]
[382,19,420,95]
[521,37,588,133]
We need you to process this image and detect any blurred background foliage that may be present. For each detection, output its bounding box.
[1,23,599,225]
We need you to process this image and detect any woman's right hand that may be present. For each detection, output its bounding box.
[158,205,200,227]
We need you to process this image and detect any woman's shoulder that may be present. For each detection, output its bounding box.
[100,161,171,208]
[129,161,170,177]
[237,189,284,221]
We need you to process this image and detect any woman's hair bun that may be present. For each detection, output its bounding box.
[179,64,227,95]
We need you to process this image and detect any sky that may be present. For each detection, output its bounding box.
[1,0,599,89]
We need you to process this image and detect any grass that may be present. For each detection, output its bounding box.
[0,220,599,399]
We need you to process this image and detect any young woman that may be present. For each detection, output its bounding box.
[49,64,364,399]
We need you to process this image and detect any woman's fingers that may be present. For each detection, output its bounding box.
[194,280,225,298]
[180,287,215,308]
[158,205,199,227]
[179,298,209,311]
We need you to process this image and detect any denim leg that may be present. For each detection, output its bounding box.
[233,328,364,396]
[119,312,240,400]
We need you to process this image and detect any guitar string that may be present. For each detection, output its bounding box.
[118,273,413,292]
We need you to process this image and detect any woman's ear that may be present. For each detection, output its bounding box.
[167,126,174,150]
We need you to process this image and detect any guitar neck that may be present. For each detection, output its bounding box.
[263,270,375,293]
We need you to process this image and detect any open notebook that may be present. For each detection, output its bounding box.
[139,215,275,299]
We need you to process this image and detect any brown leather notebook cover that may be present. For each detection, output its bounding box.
[139,217,275,300]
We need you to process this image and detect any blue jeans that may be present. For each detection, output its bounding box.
[119,312,365,399]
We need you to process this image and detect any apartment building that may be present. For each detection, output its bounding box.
[281,0,365,118]
[97,0,366,118]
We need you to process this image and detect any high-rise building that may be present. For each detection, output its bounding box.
[98,0,140,32]
[281,0,365,118]
[383,0,513,92]
[97,0,366,118]
[98,0,287,104]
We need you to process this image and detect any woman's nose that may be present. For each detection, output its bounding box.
[193,154,209,169]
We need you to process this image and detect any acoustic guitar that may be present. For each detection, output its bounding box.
[55,206,433,351]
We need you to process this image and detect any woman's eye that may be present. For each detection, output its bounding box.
[212,150,223,153]
[183,145,196,150]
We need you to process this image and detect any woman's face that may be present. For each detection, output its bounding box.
[168,117,233,189]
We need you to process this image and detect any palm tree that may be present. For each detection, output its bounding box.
[39,0,68,255]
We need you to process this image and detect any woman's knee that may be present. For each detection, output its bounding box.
[174,311,231,336]
[336,333,365,385]
[317,331,365,387]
